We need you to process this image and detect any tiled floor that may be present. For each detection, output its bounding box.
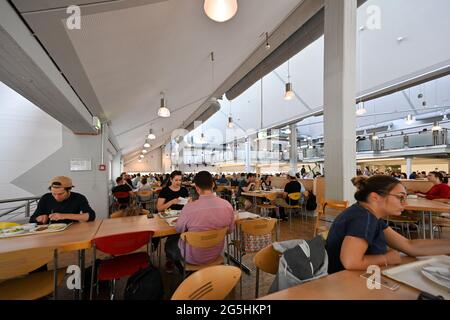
[49,212,448,300]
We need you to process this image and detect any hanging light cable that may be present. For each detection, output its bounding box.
[157,92,171,118]
[284,60,294,100]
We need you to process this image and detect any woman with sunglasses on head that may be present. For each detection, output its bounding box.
[326,175,450,274]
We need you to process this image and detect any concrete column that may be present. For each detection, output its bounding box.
[406,157,412,178]
[244,136,252,172]
[289,123,298,173]
[323,0,357,201]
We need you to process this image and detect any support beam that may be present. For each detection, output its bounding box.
[245,137,252,173]
[406,157,412,178]
[289,124,298,173]
[323,0,357,201]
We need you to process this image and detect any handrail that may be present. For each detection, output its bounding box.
[0,196,41,204]
[0,196,40,219]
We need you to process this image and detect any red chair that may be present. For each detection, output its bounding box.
[112,191,131,210]
[90,231,154,300]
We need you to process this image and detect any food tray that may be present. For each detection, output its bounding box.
[158,210,181,219]
[382,256,450,299]
[0,223,72,239]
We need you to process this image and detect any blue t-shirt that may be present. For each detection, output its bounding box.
[326,203,388,274]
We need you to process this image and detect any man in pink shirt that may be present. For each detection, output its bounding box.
[164,171,235,273]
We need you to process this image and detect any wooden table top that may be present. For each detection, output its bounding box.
[241,190,284,198]
[404,198,450,213]
[0,220,102,254]
[94,215,176,239]
[259,257,419,300]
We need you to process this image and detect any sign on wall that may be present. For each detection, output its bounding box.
[70,158,92,171]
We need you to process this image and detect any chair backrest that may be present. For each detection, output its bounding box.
[288,192,301,201]
[113,191,130,199]
[264,192,278,202]
[110,208,149,219]
[171,265,241,300]
[253,244,281,275]
[0,247,56,279]
[180,227,228,248]
[238,218,277,236]
[93,231,154,255]
[137,190,152,197]
[314,199,349,235]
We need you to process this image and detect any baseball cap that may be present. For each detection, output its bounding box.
[287,169,297,178]
[49,176,74,188]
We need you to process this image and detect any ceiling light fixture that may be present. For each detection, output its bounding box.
[284,60,294,100]
[142,149,148,154]
[264,32,270,50]
[139,154,144,159]
[147,128,156,140]
[405,114,416,125]
[227,116,234,128]
[356,102,367,116]
[443,114,448,121]
[204,0,238,23]
[143,139,151,148]
[157,92,171,118]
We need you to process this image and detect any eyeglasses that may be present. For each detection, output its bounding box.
[388,193,407,203]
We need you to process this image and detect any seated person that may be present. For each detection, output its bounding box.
[275,170,305,220]
[156,171,189,212]
[261,175,273,191]
[29,176,96,224]
[156,170,190,273]
[230,173,240,187]
[112,176,133,209]
[165,171,235,273]
[217,174,230,185]
[237,173,257,210]
[326,175,450,274]
[415,171,450,200]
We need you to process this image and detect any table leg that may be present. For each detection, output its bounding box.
[78,249,85,300]
[429,212,433,240]
[422,211,427,239]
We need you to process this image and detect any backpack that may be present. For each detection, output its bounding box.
[123,265,164,300]
[306,192,317,211]
[268,236,328,293]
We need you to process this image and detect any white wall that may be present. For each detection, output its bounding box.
[0,82,109,219]
[124,148,162,173]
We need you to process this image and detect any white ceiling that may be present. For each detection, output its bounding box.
[12,0,304,156]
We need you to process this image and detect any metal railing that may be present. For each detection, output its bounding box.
[0,197,40,221]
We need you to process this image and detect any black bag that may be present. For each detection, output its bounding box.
[123,265,164,300]
[306,193,317,211]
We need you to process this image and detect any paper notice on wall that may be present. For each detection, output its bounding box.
[70,158,92,171]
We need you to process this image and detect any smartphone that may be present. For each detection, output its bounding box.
[360,273,400,291]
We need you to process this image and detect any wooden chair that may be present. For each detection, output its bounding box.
[110,208,149,218]
[0,247,65,300]
[171,265,241,300]
[256,192,279,218]
[136,190,153,210]
[285,192,302,228]
[253,244,281,298]
[314,199,349,237]
[232,218,277,298]
[384,215,421,239]
[180,227,229,279]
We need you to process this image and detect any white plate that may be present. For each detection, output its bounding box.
[421,266,450,290]
[0,227,26,237]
